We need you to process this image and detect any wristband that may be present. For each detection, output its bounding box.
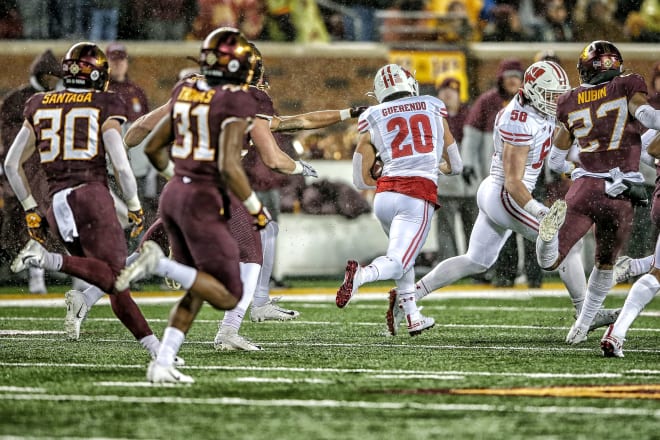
[20,195,38,211]
[523,199,546,218]
[159,161,175,180]
[126,195,141,212]
[339,108,351,121]
[292,161,303,175]
[243,191,262,214]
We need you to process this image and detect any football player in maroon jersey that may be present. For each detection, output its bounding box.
[3,42,176,363]
[537,40,660,346]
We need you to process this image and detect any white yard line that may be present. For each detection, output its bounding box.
[0,392,657,417]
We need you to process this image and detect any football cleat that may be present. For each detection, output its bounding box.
[147,361,194,384]
[600,325,625,358]
[250,297,299,322]
[214,328,262,351]
[407,313,435,337]
[115,240,164,291]
[11,239,47,273]
[566,322,588,345]
[150,353,185,368]
[386,289,405,336]
[588,308,621,332]
[538,200,567,242]
[64,289,88,340]
[613,256,634,284]
[336,260,361,308]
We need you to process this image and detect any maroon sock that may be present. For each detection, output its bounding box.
[109,290,153,340]
[61,255,115,293]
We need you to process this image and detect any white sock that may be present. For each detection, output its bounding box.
[536,234,559,269]
[155,258,196,290]
[631,255,653,278]
[156,327,185,367]
[82,285,106,308]
[253,221,278,308]
[416,255,488,300]
[613,274,660,338]
[398,290,420,321]
[576,268,613,329]
[139,334,160,358]
[221,262,260,331]
[557,246,586,313]
[41,251,63,271]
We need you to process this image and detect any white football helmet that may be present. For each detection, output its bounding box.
[521,60,570,118]
[371,64,419,103]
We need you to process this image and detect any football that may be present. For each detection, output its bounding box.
[370,157,384,179]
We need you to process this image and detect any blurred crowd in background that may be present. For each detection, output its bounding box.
[0,0,658,44]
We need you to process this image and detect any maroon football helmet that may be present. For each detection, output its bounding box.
[199,27,256,87]
[62,42,109,91]
[577,40,623,85]
[248,42,268,90]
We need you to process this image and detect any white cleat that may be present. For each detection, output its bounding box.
[147,361,194,384]
[589,308,621,332]
[407,313,435,337]
[566,322,589,345]
[214,328,262,351]
[250,297,299,322]
[151,353,185,367]
[600,325,625,358]
[538,200,567,242]
[64,290,88,340]
[11,239,47,273]
[115,240,164,291]
[613,256,634,284]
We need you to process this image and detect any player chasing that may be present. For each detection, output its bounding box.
[536,41,660,347]
[336,63,463,336]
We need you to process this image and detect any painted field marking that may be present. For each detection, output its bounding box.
[0,386,46,393]
[0,393,657,417]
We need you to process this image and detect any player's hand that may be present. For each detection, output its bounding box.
[461,166,477,185]
[350,106,368,118]
[128,208,145,238]
[25,208,47,244]
[250,204,272,230]
[298,160,318,178]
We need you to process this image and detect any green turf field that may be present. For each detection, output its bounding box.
[1,286,659,439]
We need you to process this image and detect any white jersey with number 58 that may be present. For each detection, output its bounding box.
[357,94,448,185]
[489,97,555,192]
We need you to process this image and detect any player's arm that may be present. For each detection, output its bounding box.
[503,142,546,219]
[630,92,660,130]
[547,123,575,174]
[250,117,317,177]
[124,100,171,148]
[645,129,660,159]
[3,121,37,209]
[352,131,377,190]
[438,118,462,176]
[221,117,271,229]
[105,118,140,210]
[270,106,366,132]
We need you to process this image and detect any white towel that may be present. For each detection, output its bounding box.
[52,188,78,242]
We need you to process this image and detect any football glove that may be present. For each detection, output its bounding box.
[250,205,272,231]
[127,208,145,238]
[299,160,318,178]
[25,208,47,244]
[350,106,368,118]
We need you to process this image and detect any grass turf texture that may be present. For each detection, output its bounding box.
[1,287,659,439]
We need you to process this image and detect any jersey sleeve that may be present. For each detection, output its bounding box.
[101,92,128,125]
[251,88,275,118]
[497,119,534,147]
[222,90,258,119]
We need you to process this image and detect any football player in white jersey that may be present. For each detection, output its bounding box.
[392,60,617,336]
[336,64,463,336]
